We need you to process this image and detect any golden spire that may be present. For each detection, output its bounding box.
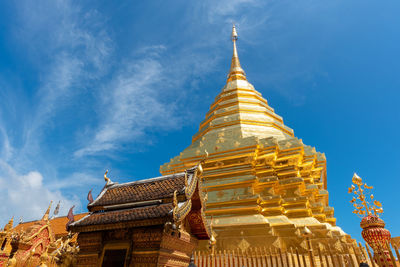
[227,24,247,82]
[348,173,383,217]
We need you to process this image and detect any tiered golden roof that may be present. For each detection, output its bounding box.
[161,25,353,251]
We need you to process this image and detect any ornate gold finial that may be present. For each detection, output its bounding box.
[42,201,53,221]
[231,24,238,41]
[228,24,246,82]
[348,173,383,217]
[104,170,111,185]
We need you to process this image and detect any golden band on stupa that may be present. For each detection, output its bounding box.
[160,25,354,251]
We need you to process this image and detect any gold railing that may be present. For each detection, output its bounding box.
[194,242,400,267]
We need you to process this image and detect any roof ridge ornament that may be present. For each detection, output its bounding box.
[87,188,94,204]
[104,170,113,186]
[42,201,53,221]
[51,201,60,220]
[66,205,75,231]
[4,217,14,231]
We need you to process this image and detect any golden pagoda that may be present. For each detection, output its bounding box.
[160,25,353,251]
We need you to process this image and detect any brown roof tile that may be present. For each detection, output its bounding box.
[89,172,187,209]
[70,203,173,228]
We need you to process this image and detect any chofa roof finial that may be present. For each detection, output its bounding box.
[104,170,112,185]
[42,201,53,221]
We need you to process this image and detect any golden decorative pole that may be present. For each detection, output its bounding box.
[348,173,392,266]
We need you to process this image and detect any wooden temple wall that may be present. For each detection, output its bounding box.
[74,226,198,267]
[194,242,400,267]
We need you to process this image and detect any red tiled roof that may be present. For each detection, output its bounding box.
[13,213,89,238]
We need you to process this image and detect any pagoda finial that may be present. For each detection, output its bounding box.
[231,23,238,41]
[228,24,246,82]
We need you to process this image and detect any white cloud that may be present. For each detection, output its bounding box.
[0,161,78,224]
[23,171,43,188]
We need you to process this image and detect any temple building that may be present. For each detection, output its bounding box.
[160,25,353,251]
[1,204,80,267]
[0,166,210,267]
[68,165,211,267]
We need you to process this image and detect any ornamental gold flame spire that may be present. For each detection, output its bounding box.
[348,173,383,217]
[227,24,247,82]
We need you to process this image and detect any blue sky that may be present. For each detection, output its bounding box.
[0,0,399,242]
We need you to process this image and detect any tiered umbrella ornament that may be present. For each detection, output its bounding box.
[349,173,392,265]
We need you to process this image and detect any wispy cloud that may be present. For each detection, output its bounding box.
[12,0,112,151]
[0,0,113,224]
[47,172,99,191]
[18,2,112,144]
[75,46,181,156]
